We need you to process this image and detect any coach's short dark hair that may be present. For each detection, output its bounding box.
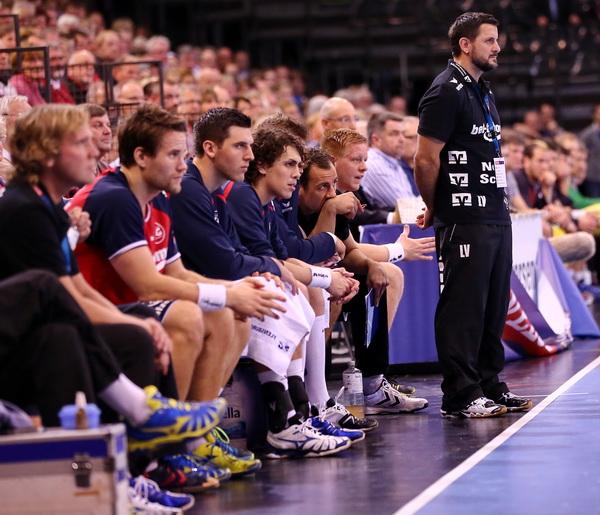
[193,107,251,157]
[299,147,334,187]
[245,127,305,184]
[118,104,186,167]
[448,12,499,57]
[367,111,404,145]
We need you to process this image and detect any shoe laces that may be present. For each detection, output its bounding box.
[131,475,161,500]
[297,419,325,438]
[207,427,239,456]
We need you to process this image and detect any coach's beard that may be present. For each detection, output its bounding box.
[473,55,498,72]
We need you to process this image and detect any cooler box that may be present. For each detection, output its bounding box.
[0,424,128,514]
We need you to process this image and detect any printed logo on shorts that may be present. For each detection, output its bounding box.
[459,244,471,258]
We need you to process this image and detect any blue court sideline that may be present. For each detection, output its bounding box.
[415,361,600,515]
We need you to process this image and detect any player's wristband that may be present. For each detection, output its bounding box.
[197,283,227,311]
[309,266,332,288]
[384,242,405,262]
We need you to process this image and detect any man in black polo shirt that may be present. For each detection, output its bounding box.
[415,12,532,418]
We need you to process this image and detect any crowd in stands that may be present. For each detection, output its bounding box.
[1,1,600,512]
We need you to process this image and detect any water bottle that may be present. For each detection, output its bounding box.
[342,361,364,418]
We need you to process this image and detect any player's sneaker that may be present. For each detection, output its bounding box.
[127,386,226,452]
[205,427,255,460]
[494,392,533,412]
[266,420,351,459]
[385,376,417,396]
[321,402,379,432]
[129,475,194,512]
[190,437,262,477]
[364,379,428,414]
[440,396,508,419]
[145,454,228,493]
[308,416,365,444]
[128,484,181,514]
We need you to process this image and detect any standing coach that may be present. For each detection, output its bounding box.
[414,12,532,418]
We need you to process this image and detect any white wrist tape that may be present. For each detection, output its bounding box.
[309,266,332,288]
[197,283,227,311]
[384,242,405,262]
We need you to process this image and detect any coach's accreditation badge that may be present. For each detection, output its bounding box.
[494,157,507,188]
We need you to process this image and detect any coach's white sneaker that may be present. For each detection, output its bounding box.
[364,379,428,415]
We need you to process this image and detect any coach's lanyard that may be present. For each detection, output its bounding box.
[449,61,502,158]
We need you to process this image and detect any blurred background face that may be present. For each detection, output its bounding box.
[400,118,419,163]
[372,119,403,158]
[503,142,525,171]
[89,114,112,155]
[321,99,357,131]
[524,146,551,183]
[67,51,96,86]
[335,142,368,192]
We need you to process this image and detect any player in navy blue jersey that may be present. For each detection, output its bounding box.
[173,107,361,456]
[415,12,532,418]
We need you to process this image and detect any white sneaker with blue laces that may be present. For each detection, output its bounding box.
[266,420,351,458]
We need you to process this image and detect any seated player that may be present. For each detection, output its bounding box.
[0,106,227,485]
[171,107,358,457]
[299,131,435,414]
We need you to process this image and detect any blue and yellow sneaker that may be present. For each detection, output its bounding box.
[190,430,262,477]
[308,416,365,444]
[129,475,195,511]
[127,386,226,452]
[206,427,255,460]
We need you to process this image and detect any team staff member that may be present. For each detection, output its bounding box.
[415,12,532,418]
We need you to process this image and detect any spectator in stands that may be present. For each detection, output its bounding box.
[580,104,600,196]
[8,48,46,106]
[111,55,141,85]
[300,128,434,412]
[387,95,407,116]
[514,109,542,138]
[0,95,31,161]
[93,29,123,66]
[114,79,145,119]
[515,140,596,263]
[145,35,171,64]
[539,102,563,137]
[200,89,219,113]
[66,49,97,104]
[82,103,112,174]
[320,96,358,132]
[178,85,202,148]
[144,80,180,113]
[0,104,226,444]
[362,112,418,213]
[48,43,75,104]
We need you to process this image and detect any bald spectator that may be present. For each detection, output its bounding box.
[66,50,97,104]
[145,35,170,64]
[320,97,358,132]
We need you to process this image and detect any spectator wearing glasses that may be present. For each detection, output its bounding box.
[319,96,359,132]
[66,50,97,104]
